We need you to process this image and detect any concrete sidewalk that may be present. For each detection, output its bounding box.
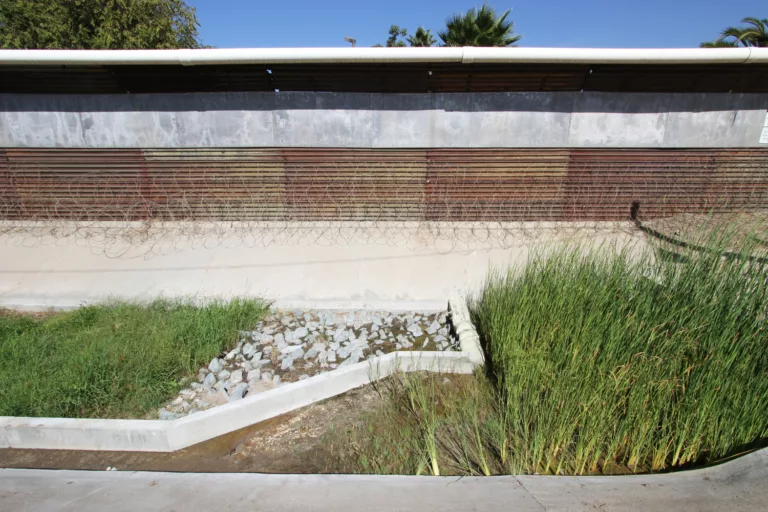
[1,448,766,512]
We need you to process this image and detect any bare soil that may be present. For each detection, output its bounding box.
[0,385,381,473]
[643,212,768,255]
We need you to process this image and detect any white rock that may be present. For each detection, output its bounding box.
[299,374,310,380]
[247,369,261,381]
[294,326,308,339]
[229,370,244,386]
[274,333,285,346]
[427,321,440,335]
[261,371,273,381]
[280,345,297,354]
[290,347,304,359]
[433,334,447,342]
[438,327,449,337]
[242,343,255,357]
[158,409,178,420]
[208,358,223,373]
[305,347,318,359]
[201,389,229,407]
[218,369,231,381]
[228,383,249,401]
[408,324,423,337]
[225,347,240,360]
[261,334,274,345]
[203,373,216,388]
[329,341,341,351]
[273,374,282,385]
[333,330,348,343]
[327,350,337,362]
[281,356,294,370]
[338,354,360,368]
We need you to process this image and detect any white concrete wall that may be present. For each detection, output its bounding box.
[0,223,647,310]
[1,92,766,148]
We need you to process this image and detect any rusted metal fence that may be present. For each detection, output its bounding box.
[1,148,767,224]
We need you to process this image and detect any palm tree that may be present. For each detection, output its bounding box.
[386,25,407,47]
[407,27,436,47]
[700,17,768,48]
[438,5,521,47]
[700,40,738,48]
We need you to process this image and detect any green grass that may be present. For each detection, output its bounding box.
[0,299,268,419]
[344,231,768,475]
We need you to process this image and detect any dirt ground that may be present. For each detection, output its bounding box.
[0,385,382,474]
[642,212,768,255]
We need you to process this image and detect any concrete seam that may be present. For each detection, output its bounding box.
[514,476,548,512]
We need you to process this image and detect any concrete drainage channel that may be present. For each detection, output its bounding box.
[0,297,483,452]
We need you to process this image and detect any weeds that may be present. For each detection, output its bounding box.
[346,226,768,475]
[0,299,268,419]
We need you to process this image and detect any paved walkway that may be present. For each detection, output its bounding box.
[1,448,766,511]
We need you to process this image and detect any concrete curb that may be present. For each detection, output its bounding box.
[0,351,478,452]
[448,294,484,365]
[3,448,767,511]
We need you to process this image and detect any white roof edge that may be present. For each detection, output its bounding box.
[0,47,766,66]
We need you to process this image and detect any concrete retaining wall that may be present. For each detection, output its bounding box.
[0,222,647,310]
[0,351,478,452]
[1,91,766,148]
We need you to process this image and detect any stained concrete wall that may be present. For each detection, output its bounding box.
[1,92,766,148]
[0,224,648,310]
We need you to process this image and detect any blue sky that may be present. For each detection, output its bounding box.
[190,0,765,48]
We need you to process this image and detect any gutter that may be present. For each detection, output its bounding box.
[0,47,766,66]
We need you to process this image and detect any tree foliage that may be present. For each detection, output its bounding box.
[407,27,437,47]
[0,0,202,49]
[700,17,768,48]
[438,5,520,47]
[386,25,407,47]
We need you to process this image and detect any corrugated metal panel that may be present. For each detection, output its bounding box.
[1,148,766,222]
[2,64,768,93]
[282,149,427,220]
[583,65,768,93]
[425,149,571,221]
